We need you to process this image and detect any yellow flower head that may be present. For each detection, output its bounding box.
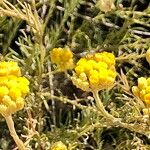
[0,61,29,117]
[50,141,67,150]
[50,48,74,71]
[132,77,150,107]
[72,52,116,91]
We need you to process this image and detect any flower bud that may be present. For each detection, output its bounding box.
[96,0,115,13]
[50,48,74,71]
[146,48,150,64]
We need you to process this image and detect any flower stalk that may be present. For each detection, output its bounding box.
[92,90,116,122]
[5,115,26,150]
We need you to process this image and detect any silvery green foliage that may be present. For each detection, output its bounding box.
[0,0,150,149]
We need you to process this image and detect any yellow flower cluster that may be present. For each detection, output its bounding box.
[0,61,29,117]
[72,52,116,91]
[50,48,74,71]
[50,141,67,150]
[132,77,150,106]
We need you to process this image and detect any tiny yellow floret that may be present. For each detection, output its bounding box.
[138,77,147,89]
[144,94,150,106]
[50,48,74,71]
[132,77,150,107]
[72,51,116,91]
[132,86,139,97]
[0,86,9,98]
[9,88,21,100]
[16,98,25,110]
[51,141,67,150]
[2,96,12,107]
[146,86,150,94]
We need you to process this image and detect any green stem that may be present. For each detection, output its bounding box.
[5,115,26,150]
